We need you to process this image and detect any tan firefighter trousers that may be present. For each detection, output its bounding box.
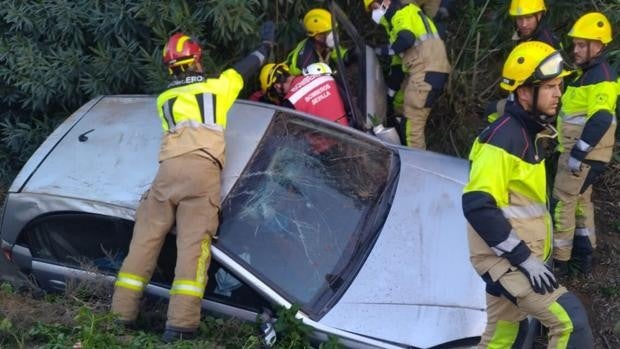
[111,152,221,331]
[402,38,450,149]
[551,152,596,261]
[479,270,593,348]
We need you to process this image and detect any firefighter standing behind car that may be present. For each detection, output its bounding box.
[259,62,349,126]
[286,8,355,76]
[551,12,617,276]
[110,25,274,343]
[485,0,562,124]
[462,41,593,348]
[364,0,451,149]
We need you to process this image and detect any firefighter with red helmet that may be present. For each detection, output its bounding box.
[111,23,275,343]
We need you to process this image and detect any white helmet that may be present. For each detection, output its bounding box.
[302,62,333,76]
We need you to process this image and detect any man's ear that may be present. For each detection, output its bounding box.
[515,85,532,110]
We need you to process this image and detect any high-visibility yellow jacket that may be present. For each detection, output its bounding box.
[156,69,244,166]
[286,38,348,76]
[557,54,617,163]
[463,102,553,281]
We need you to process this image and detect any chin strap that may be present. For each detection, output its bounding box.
[531,85,559,124]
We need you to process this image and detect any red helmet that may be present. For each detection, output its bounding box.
[162,33,202,68]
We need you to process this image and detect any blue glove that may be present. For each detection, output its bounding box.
[260,21,276,47]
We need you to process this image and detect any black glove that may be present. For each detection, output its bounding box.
[517,255,559,295]
[259,21,276,48]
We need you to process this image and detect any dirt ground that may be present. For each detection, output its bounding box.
[567,166,620,348]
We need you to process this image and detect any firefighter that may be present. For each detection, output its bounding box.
[286,8,355,76]
[509,0,561,49]
[110,24,274,343]
[462,41,593,348]
[259,62,349,126]
[552,12,617,276]
[486,0,562,124]
[364,0,451,149]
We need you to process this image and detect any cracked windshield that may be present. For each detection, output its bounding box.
[217,113,397,308]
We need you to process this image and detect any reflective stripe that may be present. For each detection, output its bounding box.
[170,119,223,133]
[170,280,204,298]
[501,204,547,219]
[554,238,573,248]
[487,320,520,348]
[575,227,592,237]
[415,32,440,46]
[162,99,175,130]
[491,229,521,256]
[547,301,573,348]
[576,139,592,152]
[195,238,211,285]
[115,272,146,291]
[197,92,215,125]
[287,76,334,104]
[563,114,586,126]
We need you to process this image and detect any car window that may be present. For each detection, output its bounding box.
[216,112,399,318]
[19,213,271,311]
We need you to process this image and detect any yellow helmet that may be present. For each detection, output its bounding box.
[363,0,374,12]
[500,41,571,92]
[259,63,290,93]
[568,12,612,44]
[303,8,332,37]
[509,0,546,16]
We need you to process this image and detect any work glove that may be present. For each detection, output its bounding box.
[517,254,559,295]
[568,141,590,175]
[374,45,394,56]
[259,21,276,48]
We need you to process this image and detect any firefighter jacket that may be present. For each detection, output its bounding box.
[156,69,244,167]
[380,2,450,75]
[282,74,348,126]
[557,53,617,163]
[463,102,553,281]
[286,38,350,76]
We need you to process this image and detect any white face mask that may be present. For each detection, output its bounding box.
[371,3,387,24]
[325,32,335,48]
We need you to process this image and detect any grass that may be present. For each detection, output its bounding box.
[0,277,344,349]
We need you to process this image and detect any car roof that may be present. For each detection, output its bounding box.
[12,95,275,210]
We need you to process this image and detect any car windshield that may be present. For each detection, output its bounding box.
[216,112,399,318]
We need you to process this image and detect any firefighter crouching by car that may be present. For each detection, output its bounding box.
[551,12,617,276]
[260,62,349,126]
[364,0,451,149]
[462,41,593,348]
[111,24,274,343]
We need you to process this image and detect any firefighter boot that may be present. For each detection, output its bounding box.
[553,259,571,278]
[161,328,197,343]
[572,235,594,275]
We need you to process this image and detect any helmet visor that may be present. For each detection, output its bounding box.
[533,52,564,81]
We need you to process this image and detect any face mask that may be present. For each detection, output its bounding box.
[325,32,335,48]
[371,3,387,24]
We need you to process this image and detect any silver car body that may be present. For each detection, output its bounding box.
[1,93,486,348]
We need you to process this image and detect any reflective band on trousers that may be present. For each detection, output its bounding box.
[170,280,205,298]
[115,272,146,291]
[575,227,592,237]
[554,238,573,248]
[547,301,574,347]
[501,203,547,219]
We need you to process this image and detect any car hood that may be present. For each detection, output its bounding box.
[320,148,486,348]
